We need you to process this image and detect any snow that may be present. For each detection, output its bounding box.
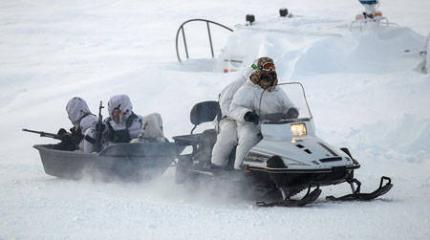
[1,0,429,239]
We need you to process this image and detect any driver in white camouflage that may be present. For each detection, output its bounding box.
[210,64,254,168]
[229,57,297,170]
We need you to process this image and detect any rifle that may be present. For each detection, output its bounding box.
[22,128,63,140]
[95,101,104,152]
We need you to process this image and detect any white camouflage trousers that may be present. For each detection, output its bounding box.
[211,118,238,167]
[234,122,262,169]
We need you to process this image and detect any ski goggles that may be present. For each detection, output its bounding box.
[251,61,276,72]
[260,62,276,71]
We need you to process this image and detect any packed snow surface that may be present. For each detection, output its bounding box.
[1,0,429,239]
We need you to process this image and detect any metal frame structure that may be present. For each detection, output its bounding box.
[175,19,233,62]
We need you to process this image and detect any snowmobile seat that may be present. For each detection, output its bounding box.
[173,100,219,147]
[173,101,220,171]
[189,101,239,170]
[190,101,220,134]
[187,101,219,163]
[193,128,217,165]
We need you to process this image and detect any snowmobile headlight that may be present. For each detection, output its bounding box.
[290,123,307,137]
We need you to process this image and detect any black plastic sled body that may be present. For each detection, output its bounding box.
[33,142,176,181]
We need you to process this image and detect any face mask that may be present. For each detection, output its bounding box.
[111,108,124,124]
[259,71,277,89]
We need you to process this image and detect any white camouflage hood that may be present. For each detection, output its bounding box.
[108,94,133,119]
[66,97,92,127]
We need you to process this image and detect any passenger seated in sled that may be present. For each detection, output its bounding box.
[54,97,98,151]
[83,94,166,153]
[210,59,255,169]
[211,57,298,170]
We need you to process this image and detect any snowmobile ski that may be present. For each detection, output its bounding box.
[326,176,392,201]
[256,186,322,207]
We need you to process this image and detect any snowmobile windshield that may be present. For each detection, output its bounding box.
[258,82,312,124]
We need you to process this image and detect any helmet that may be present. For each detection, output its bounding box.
[66,97,91,127]
[250,57,278,90]
[108,95,133,124]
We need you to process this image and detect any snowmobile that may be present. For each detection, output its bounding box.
[173,82,393,207]
[24,129,176,181]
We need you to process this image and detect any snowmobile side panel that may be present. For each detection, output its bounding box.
[245,166,355,189]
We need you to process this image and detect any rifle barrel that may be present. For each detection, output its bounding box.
[22,128,61,139]
[22,128,42,134]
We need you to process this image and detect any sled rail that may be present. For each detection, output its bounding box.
[175,19,233,62]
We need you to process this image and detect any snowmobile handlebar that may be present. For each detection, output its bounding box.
[259,108,299,122]
[22,128,63,140]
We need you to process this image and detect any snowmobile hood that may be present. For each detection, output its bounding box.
[247,122,356,170]
[66,97,92,127]
[252,137,354,169]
